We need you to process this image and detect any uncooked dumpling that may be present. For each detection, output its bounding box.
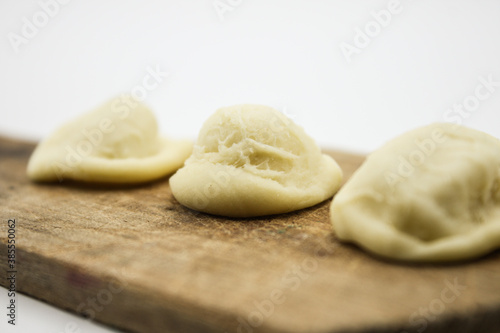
[331,123,500,262]
[27,96,192,183]
[170,104,343,217]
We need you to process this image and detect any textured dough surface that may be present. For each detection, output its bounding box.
[170,104,343,217]
[27,96,192,183]
[331,123,500,262]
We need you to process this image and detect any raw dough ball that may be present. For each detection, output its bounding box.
[27,96,192,183]
[170,104,343,217]
[331,123,500,262]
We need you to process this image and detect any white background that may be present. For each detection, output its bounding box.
[1,0,500,332]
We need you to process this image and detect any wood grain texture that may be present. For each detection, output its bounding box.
[1,136,500,333]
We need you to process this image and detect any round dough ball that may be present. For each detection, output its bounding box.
[331,123,500,262]
[170,104,343,217]
[27,96,192,183]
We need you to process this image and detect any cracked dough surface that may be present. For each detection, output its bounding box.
[27,96,192,183]
[331,123,500,262]
[170,104,343,217]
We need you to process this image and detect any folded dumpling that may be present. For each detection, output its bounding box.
[27,96,192,183]
[331,123,500,262]
[170,104,343,217]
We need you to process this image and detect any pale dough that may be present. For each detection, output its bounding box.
[170,104,343,217]
[331,123,500,262]
[27,96,192,183]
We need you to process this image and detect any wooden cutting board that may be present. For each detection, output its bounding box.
[1,136,500,333]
